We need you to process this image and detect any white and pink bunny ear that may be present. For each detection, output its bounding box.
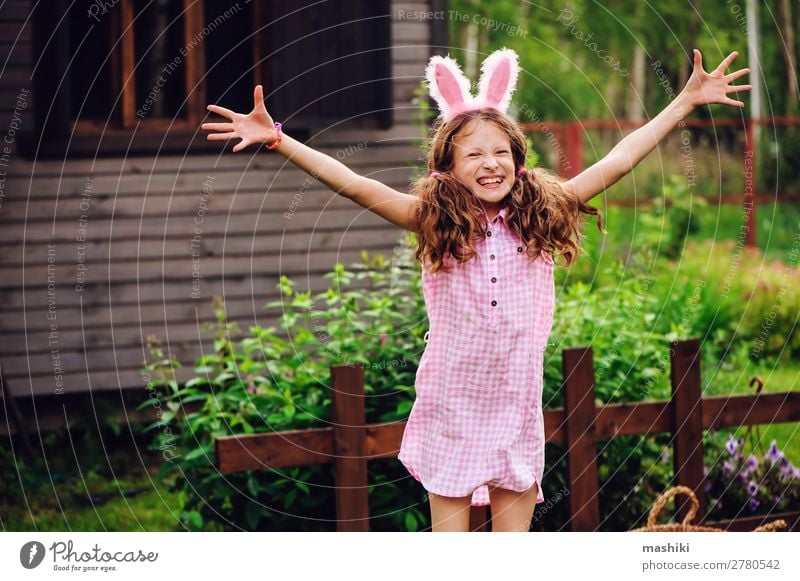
[425,48,521,121]
[474,48,520,114]
[425,54,475,122]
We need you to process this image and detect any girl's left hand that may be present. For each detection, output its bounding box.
[682,49,751,108]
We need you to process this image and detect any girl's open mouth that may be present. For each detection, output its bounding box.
[477,176,504,189]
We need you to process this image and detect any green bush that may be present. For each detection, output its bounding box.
[650,237,800,364]
[140,234,429,531]
[632,174,708,260]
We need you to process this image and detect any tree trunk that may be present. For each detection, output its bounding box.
[461,0,481,80]
[627,43,646,121]
[779,0,799,112]
[680,0,702,89]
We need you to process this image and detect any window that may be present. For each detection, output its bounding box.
[28,0,392,157]
[255,0,392,130]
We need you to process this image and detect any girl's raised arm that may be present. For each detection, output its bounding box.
[564,49,751,205]
[202,85,420,232]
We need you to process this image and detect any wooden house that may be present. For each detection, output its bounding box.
[0,0,448,432]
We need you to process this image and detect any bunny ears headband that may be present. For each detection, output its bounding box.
[425,47,520,122]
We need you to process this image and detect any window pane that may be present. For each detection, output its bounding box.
[133,0,185,119]
[204,0,253,115]
[262,0,392,128]
[68,1,115,123]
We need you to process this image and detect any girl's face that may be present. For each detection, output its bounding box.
[450,119,516,216]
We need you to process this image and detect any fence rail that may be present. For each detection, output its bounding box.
[215,338,800,531]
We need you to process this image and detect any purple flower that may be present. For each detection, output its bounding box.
[703,479,712,492]
[739,454,759,478]
[780,463,800,480]
[766,440,784,466]
[726,436,741,455]
[660,449,670,464]
[722,460,735,475]
[747,480,759,496]
[773,495,782,505]
[748,497,760,512]
[766,440,779,457]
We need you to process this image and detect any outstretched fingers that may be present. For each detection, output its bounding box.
[254,84,264,108]
[714,51,739,74]
[206,132,237,141]
[201,122,233,131]
[693,48,704,72]
[232,139,251,153]
[725,84,752,93]
[725,67,751,83]
[206,104,236,119]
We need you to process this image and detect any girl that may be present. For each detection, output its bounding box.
[202,47,750,532]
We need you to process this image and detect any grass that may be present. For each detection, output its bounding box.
[4,479,184,532]
[1,436,185,532]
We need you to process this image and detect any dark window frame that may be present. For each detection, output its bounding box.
[24,0,393,159]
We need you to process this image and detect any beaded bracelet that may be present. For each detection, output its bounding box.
[266,122,283,150]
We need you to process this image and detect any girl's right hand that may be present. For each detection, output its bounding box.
[202,85,279,152]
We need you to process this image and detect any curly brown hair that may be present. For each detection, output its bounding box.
[411,108,605,274]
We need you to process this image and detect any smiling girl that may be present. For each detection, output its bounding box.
[202,46,750,532]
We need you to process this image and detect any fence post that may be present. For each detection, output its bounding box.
[330,363,370,531]
[565,121,583,179]
[562,346,600,531]
[670,338,706,522]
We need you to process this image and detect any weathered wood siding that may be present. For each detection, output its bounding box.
[0,1,441,399]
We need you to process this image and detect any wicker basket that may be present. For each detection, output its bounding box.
[630,485,788,532]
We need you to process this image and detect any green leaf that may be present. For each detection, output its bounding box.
[183,510,203,529]
[405,510,417,531]
[184,446,210,461]
[284,488,297,509]
[247,475,259,497]
[245,503,262,530]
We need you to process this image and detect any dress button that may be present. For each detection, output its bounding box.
[486,231,492,237]
[491,300,497,307]
[490,254,495,260]
[491,277,497,283]
[517,246,523,253]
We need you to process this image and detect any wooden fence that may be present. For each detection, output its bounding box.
[215,338,800,531]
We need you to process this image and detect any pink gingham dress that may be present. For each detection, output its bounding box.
[398,205,555,506]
